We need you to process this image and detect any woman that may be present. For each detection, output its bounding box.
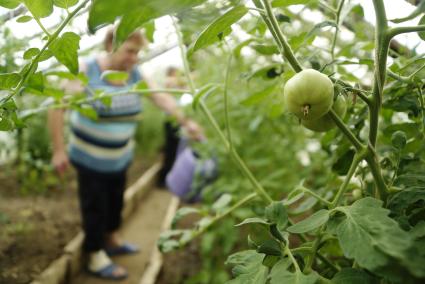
[48,29,202,280]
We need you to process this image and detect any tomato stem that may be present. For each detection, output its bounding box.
[256,0,303,72]
[302,104,310,117]
[173,18,274,204]
[328,109,364,151]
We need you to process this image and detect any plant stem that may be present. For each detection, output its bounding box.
[179,193,258,247]
[285,245,301,272]
[298,186,332,206]
[387,25,425,38]
[34,17,51,37]
[386,69,411,83]
[365,144,388,201]
[330,152,365,208]
[328,109,365,151]
[1,0,90,105]
[370,0,390,147]
[19,88,190,118]
[304,226,325,273]
[331,0,345,61]
[224,50,233,147]
[173,16,274,204]
[260,0,303,72]
[171,17,196,94]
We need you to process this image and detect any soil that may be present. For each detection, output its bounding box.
[0,157,150,284]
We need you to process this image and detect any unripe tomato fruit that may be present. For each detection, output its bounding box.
[302,95,347,132]
[284,69,334,120]
[352,189,362,200]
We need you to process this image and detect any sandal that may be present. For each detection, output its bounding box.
[105,242,140,256]
[87,263,128,280]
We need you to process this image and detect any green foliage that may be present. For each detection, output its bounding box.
[188,5,248,56]
[0,0,424,282]
[49,32,81,75]
[23,0,54,19]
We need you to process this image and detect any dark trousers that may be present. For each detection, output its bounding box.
[158,121,180,185]
[76,167,127,252]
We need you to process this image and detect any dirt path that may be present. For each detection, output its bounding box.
[71,189,175,284]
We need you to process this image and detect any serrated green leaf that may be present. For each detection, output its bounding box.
[212,193,232,212]
[251,44,279,55]
[418,15,425,41]
[53,0,78,9]
[272,0,316,7]
[23,48,40,60]
[269,259,318,284]
[0,0,20,9]
[287,209,329,234]
[235,217,270,227]
[16,15,33,23]
[0,73,21,90]
[225,250,268,284]
[88,0,206,34]
[331,197,413,271]
[100,70,130,82]
[192,84,220,110]
[265,202,288,230]
[332,268,377,284]
[307,21,338,38]
[27,71,44,93]
[388,187,425,230]
[241,85,276,106]
[256,239,281,256]
[391,1,425,24]
[49,32,80,74]
[23,0,53,18]
[188,6,248,56]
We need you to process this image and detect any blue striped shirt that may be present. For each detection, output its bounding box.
[69,58,142,173]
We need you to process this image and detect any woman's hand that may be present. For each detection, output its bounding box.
[51,150,70,177]
[182,119,204,141]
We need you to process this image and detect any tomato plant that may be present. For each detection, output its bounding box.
[1,0,425,283]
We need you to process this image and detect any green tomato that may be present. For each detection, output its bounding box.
[352,189,362,200]
[284,69,334,120]
[301,95,347,132]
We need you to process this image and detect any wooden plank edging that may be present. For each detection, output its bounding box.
[31,161,162,284]
[139,196,180,284]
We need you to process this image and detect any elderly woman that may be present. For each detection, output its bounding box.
[48,29,202,280]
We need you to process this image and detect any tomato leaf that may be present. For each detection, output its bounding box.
[49,32,80,75]
[256,239,281,256]
[272,0,316,7]
[332,268,377,284]
[329,198,413,271]
[0,73,21,90]
[390,1,425,24]
[53,0,78,9]
[188,5,248,57]
[235,217,271,227]
[265,201,288,231]
[225,250,268,284]
[287,209,329,234]
[23,0,53,19]
[88,0,206,34]
[0,0,20,9]
[100,70,129,82]
[269,259,318,284]
[16,15,33,23]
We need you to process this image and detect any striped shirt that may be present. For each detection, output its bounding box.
[69,58,142,173]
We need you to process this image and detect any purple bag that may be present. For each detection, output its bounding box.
[165,139,218,203]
